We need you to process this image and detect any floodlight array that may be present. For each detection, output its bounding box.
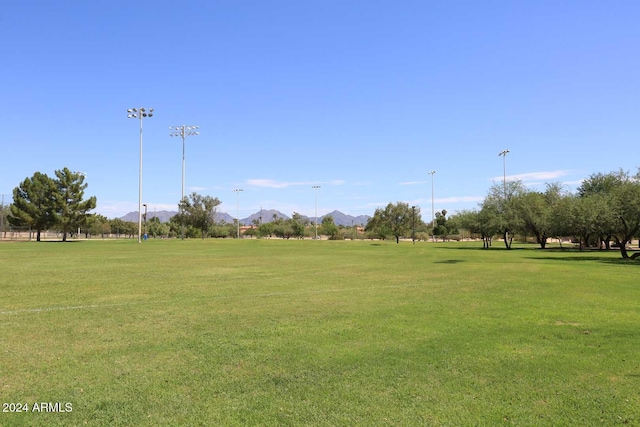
[127,107,154,119]
[169,125,200,138]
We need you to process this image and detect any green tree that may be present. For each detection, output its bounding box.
[209,222,233,238]
[268,216,293,239]
[54,168,97,242]
[87,214,111,238]
[320,215,339,239]
[168,216,183,238]
[433,209,454,241]
[8,172,58,241]
[255,221,273,238]
[569,193,613,250]
[510,184,567,249]
[449,209,474,236]
[146,217,170,238]
[0,202,9,239]
[609,177,640,259]
[364,209,390,240]
[482,181,526,249]
[577,170,627,198]
[547,191,576,249]
[567,179,638,257]
[177,193,221,239]
[577,170,628,249]
[451,210,483,248]
[477,205,502,249]
[453,204,502,249]
[290,212,308,239]
[109,218,128,238]
[365,202,418,244]
[243,226,258,238]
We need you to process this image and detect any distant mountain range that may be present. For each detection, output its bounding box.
[120,210,235,224]
[119,209,370,227]
[120,210,176,223]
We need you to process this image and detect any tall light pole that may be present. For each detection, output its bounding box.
[312,185,321,239]
[499,149,510,198]
[127,107,154,243]
[170,125,199,240]
[169,125,199,203]
[428,170,436,242]
[233,189,243,239]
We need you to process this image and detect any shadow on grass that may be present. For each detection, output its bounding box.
[434,259,466,264]
[436,245,640,265]
[438,246,528,251]
[524,256,640,265]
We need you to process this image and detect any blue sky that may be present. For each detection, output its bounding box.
[2,1,638,221]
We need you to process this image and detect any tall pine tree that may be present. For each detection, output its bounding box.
[54,168,97,242]
[9,172,58,241]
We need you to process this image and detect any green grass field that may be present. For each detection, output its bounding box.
[1,239,639,426]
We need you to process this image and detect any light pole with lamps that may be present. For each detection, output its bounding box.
[312,185,321,239]
[170,125,199,240]
[428,170,436,241]
[169,125,199,203]
[127,107,154,243]
[498,149,510,198]
[233,189,243,239]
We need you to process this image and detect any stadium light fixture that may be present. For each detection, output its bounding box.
[127,107,154,243]
[169,125,199,239]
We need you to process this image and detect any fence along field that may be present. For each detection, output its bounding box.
[0,226,140,241]
[0,239,639,425]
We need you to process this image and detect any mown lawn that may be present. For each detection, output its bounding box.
[1,239,639,426]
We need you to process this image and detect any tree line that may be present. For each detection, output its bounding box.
[450,169,640,259]
[3,183,353,240]
[363,169,640,259]
[6,167,639,259]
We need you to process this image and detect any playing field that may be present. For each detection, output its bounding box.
[1,239,638,426]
